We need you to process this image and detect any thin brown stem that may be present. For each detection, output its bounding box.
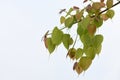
[98,1,120,15]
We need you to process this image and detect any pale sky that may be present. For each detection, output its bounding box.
[0,0,120,80]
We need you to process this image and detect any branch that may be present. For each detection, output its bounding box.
[98,1,120,15]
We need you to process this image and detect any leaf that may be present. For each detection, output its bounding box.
[66,8,73,17]
[73,62,83,74]
[52,27,63,45]
[60,16,65,24]
[75,65,83,74]
[106,9,115,19]
[93,34,103,47]
[62,34,71,49]
[106,0,113,8]
[67,48,76,60]
[100,14,109,21]
[80,34,92,47]
[46,38,55,53]
[65,16,74,28]
[75,48,83,60]
[100,0,104,3]
[81,16,90,29]
[95,45,102,54]
[87,24,96,36]
[78,57,92,71]
[94,17,103,28]
[69,38,73,45]
[75,10,84,21]
[92,2,101,10]
[77,22,87,37]
[84,47,96,60]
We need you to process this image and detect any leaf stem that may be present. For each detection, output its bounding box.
[72,35,78,48]
[99,1,120,15]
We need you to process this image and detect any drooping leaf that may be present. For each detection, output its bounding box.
[80,33,92,47]
[75,10,84,21]
[65,16,74,28]
[106,0,113,8]
[69,38,73,45]
[93,34,103,47]
[100,0,104,3]
[87,24,96,36]
[73,62,83,74]
[66,8,73,17]
[81,16,90,29]
[60,16,65,24]
[78,57,92,71]
[75,48,83,60]
[62,34,73,49]
[67,48,76,60]
[94,17,103,28]
[92,2,101,10]
[84,47,96,60]
[46,38,56,53]
[52,27,63,45]
[106,9,115,19]
[95,45,102,54]
[77,22,87,37]
[100,14,109,21]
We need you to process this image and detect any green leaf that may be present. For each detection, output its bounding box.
[46,38,55,53]
[52,27,63,45]
[60,16,65,24]
[80,34,92,47]
[78,57,92,71]
[66,8,73,17]
[75,48,83,60]
[65,17,74,28]
[106,9,115,19]
[94,17,103,28]
[93,34,103,47]
[95,45,102,54]
[69,38,73,45]
[81,16,90,29]
[77,22,87,37]
[106,0,113,8]
[62,34,71,49]
[84,47,96,60]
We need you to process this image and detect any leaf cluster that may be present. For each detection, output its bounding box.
[43,0,116,75]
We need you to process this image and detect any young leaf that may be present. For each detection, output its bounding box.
[78,57,92,71]
[106,0,113,8]
[81,16,90,29]
[75,48,83,60]
[106,9,115,19]
[46,38,56,53]
[52,27,63,45]
[65,16,74,28]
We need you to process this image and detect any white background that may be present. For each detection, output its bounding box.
[0,0,120,80]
